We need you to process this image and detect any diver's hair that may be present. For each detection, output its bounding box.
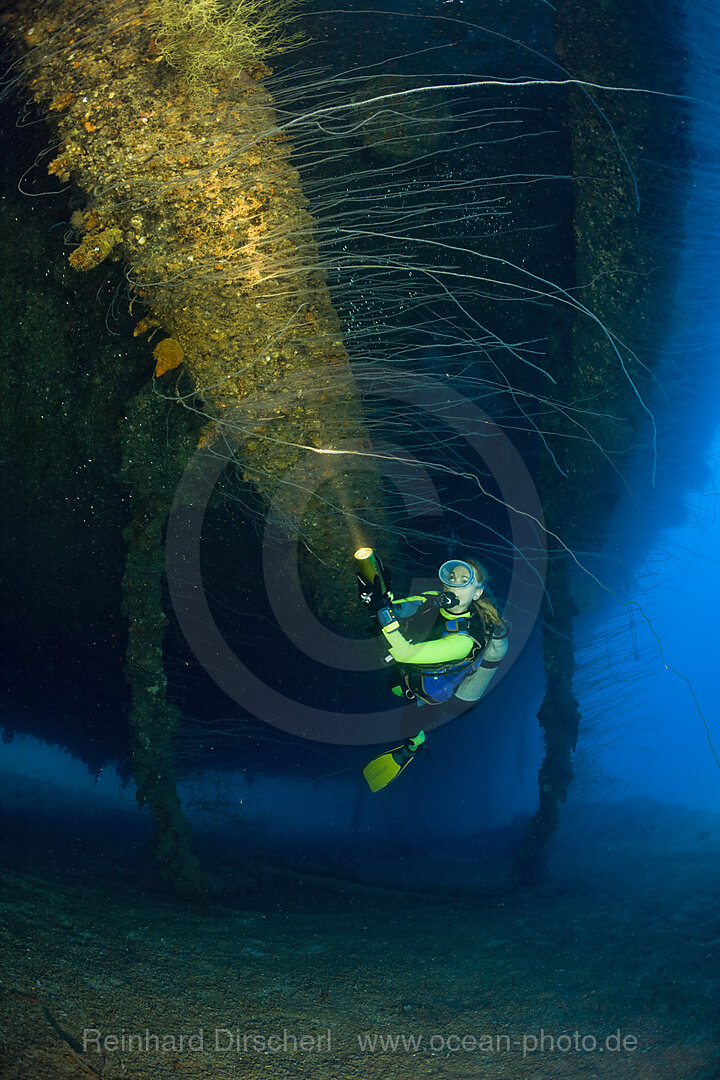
[463,557,509,638]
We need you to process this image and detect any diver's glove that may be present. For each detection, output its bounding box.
[357,573,384,612]
[357,567,392,614]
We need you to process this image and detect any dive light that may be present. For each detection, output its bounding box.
[354,546,392,606]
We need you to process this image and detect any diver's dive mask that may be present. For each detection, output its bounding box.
[438,559,483,608]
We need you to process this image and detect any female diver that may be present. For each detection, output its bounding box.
[356,552,509,791]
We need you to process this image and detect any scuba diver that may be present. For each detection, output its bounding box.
[355,549,509,792]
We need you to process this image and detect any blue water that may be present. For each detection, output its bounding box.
[572,0,720,815]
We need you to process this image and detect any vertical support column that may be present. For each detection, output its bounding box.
[515,559,580,883]
[121,385,202,894]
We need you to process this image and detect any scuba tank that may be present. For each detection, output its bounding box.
[453,631,509,702]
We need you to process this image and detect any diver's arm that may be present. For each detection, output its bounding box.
[380,619,474,665]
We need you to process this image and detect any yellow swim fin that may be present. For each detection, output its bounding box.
[362,732,426,793]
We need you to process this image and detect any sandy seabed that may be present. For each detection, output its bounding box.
[0,791,718,1080]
